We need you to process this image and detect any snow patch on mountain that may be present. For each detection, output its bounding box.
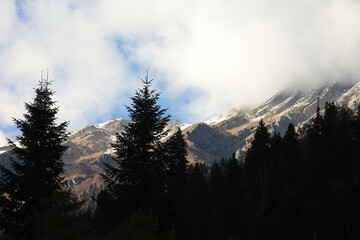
[95,122,108,129]
[162,120,191,139]
[95,117,124,129]
[104,148,115,155]
[204,108,245,125]
[270,96,294,111]
[250,114,267,123]
[335,82,360,109]
[180,123,192,130]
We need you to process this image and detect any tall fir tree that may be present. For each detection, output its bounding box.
[101,72,170,224]
[223,154,243,239]
[243,119,270,240]
[186,163,210,240]
[163,128,188,199]
[208,162,226,240]
[266,131,283,240]
[0,77,82,239]
[162,128,189,238]
[273,124,305,240]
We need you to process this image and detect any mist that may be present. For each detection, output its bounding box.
[1,0,360,137]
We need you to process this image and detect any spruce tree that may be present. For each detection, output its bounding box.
[101,72,170,223]
[274,124,305,240]
[244,119,270,212]
[209,162,224,205]
[186,163,210,240]
[162,128,189,238]
[208,162,226,240]
[243,119,270,240]
[266,131,283,240]
[163,128,188,199]
[0,78,81,239]
[223,154,243,239]
[300,101,325,239]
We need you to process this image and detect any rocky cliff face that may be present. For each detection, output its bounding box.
[182,123,244,163]
[1,80,359,194]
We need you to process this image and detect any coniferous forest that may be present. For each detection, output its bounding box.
[1,74,360,240]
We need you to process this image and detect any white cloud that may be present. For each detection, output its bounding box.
[0,0,137,130]
[1,0,360,136]
[133,0,360,118]
[0,130,10,146]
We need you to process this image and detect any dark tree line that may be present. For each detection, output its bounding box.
[107,103,359,240]
[190,103,360,240]
[1,73,359,240]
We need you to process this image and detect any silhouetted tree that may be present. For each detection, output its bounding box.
[223,154,243,239]
[186,163,210,240]
[162,128,189,238]
[243,119,270,240]
[208,162,226,240]
[101,72,170,227]
[273,124,305,240]
[0,78,82,239]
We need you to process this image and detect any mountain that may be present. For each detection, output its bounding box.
[0,117,188,195]
[0,80,359,195]
[62,117,130,192]
[184,80,359,160]
[62,118,188,194]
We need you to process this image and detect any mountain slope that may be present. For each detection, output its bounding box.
[185,80,359,159]
[183,122,243,163]
[63,118,186,192]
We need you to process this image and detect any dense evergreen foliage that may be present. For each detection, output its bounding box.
[167,103,358,240]
[161,128,189,238]
[101,73,170,214]
[97,73,188,237]
[0,79,83,239]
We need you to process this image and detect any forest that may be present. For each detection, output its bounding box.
[0,74,359,240]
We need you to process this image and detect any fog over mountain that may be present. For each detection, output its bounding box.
[1,0,360,141]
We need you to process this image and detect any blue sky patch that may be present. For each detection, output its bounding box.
[15,0,29,23]
[114,38,141,73]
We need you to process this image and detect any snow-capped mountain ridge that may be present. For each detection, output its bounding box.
[208,81,356,129]
[183,80,359,162]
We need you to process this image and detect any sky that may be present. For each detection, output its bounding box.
[1,0,360,145]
